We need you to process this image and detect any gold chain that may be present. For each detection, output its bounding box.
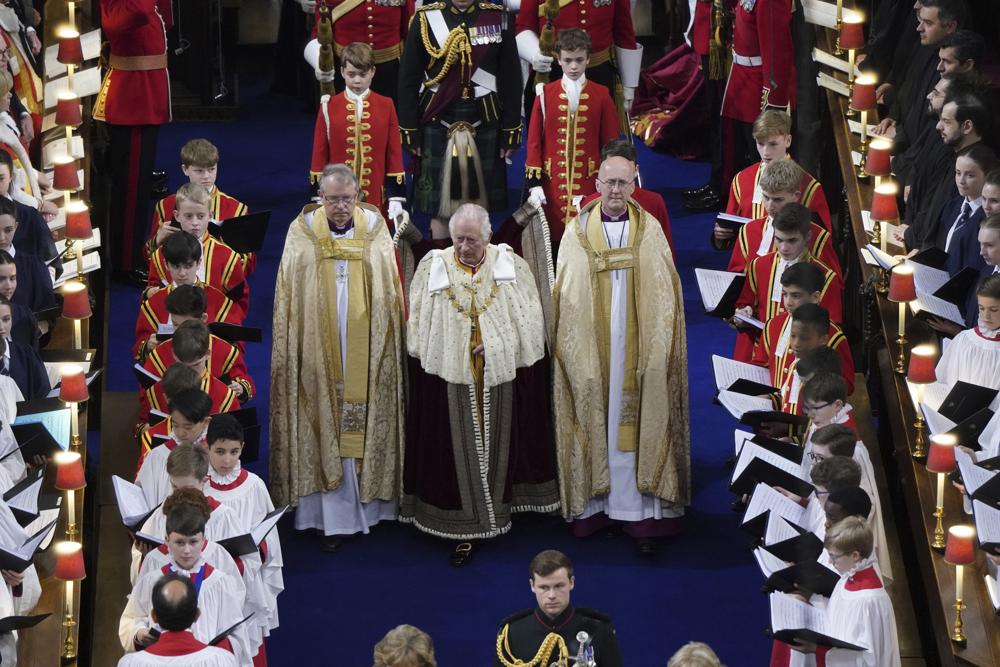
[443,283,499,318]
[419,13,473,87]
[496,627,569,667]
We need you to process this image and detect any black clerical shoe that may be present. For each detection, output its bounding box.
[635,538,659,558]
[450,541,475,567]
[684,189,722,212]
[321,535,346,553]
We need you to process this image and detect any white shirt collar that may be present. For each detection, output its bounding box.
[561,75,586,113]
[966,196,984,213]
[344,88,369,103]
[3,245,14,259]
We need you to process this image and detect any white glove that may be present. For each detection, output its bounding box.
[528,187,547,206]
[622,86,635,111]
[387,198,405,222]
[531,52,553,73]
[299,0,317,12]
[315,67,336,83]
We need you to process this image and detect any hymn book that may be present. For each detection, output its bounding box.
[3,469,45,525]
[938,382,998,424]
[718,390,809,430]
[5,422,62,463]
[716,213,752,232]
[14,398,71,449]
[768,592,864,650]
[766,559,841,599]
[762,515,823,564]
[208,211,271,255]
[753,546,790,579]
[956,449,1000,508]
[695,269,745,318]
[112,475,162,538]
[712,355,777,396]
[0,517,57,572]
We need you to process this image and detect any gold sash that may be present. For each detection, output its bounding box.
[584,204,640,452]
[311,207,372,458]
[330,0,367,23]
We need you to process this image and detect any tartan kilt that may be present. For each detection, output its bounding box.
[414,100,508,215]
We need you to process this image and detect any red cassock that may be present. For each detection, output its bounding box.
[726,161,831,230]
[515,0,637,56]
[720,0,795,123]
[93,0,173,126]
[752,311,855,394]
[728,218,841,276]
[580,189,674,253]
[133,283,244,361]
[525,79,619,239]
[147,237,248,314]
[690,1,713,56]
[139,373,238,425]
[732,252,842,361]
[144,334,255,402]
[310,90,404,215]
[312,0,413,62]
[144,189,250,268]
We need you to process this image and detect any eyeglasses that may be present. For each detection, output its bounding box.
[321,194,357,206]
[808,452,828,463]
[827,551,847,561]
[802,401,832,413]
[596,178,635,191]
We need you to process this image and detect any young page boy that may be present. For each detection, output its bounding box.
[136,388,214,507]
[732,204,842,361]
[310,42,405,226]
[141,358,239,426]
[204,414,284,644]
[725,159,840,276]
[773,517,899,667]
[146,191,248,314]
[0,303,47,399]
[134,283,244,362]
[120,501,252,664]
[138,364,203,463]
[143,320,254,404]
[778,345,845,417]
[720,109,830,232]
[524,29,619,241]
[146,139,249,269]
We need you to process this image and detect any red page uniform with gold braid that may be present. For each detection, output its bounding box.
[133,283,244,361]
[147,237,248,314]
[726,161,831,230]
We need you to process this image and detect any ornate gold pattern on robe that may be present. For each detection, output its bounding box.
[552,200,692,517]
[269,203,406,507]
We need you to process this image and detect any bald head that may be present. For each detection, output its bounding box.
[150,574,200,631]
[596,157,636,217]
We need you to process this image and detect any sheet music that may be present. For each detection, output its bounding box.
[12,409,70,450]
[4,474,40,516]
[801,0,837,28]
[817,72,850,98]
[848,119,878,137]
[754,547,788,578]
[133,363,161,385]
[718,213,752,226]
[157,322,176,337]
[911,261,951,295]
[718,390,774,420]
[973,500,1000,544]
[733,312,765,330]
[695,268,741,312]
[733,442,806,484]
[53,251,101,287]
[712,355,772,392]
[957,448,997,496]
[24,509,58,550]
[41,135,85,168]
[734,428,754,456]
[986,575,1000,612]
[112,475,153,527]
[47,207,65,233]
[910,291,965,326]
[250,506,288,544]
[765,515,803,546]
[920,402,957,436]
[811,48,861,78]
[862,244,897,271]
[744,483,807,526]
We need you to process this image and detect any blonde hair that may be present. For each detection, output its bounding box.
[824,516,874,558]
[758,159,803,195]
[175,182,211,208]
[667,642,724,667]
[372,625,436,667]
[752,109,792,141]
[180,139,220,168]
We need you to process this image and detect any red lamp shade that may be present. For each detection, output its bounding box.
[907,344,938,384]
[64,202,92,240]
[59,365,89,403]
[55,94,82,127]
[870,183,900,221]
[926,434,957,474]
[944,525,977,566]
[888,264,916,303]
[54,451,86,490]
[866,138,893,177]
[839,18,866,51]
[61,281,91,319]
[54,541,86,581]
[52,157,80,192]
[56,30,84,66]
[850,74,878,112]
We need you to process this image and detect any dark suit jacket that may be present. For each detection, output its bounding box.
[936,196,986,275]
[10,251,54,313]
[7,339,49,400]
[9,301,37,349]
[13,199,56,261]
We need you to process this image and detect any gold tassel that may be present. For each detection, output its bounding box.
[453,143,459,157]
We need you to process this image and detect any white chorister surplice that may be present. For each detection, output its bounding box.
[934,327,1000,411]
[116,633,238,667]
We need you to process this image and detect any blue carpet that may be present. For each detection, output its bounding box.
[104,48,770,664]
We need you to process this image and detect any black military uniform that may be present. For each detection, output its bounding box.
[397,0,522,217]
[494,606,623,667]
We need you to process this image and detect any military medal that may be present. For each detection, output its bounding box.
[593,0,611,6]
[740,0,757,10]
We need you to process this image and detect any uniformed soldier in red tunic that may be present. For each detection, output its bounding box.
[719,0,794,188]
[304,0,414,102]
[525,29,619,241]
[515,0,643,129]
[94,0,173,276]
[310,43,405,225]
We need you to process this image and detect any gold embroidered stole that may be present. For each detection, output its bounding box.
[584,204,641,452]
[311,207,371,458]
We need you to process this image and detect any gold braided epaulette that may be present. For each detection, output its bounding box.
[478,2,505,9]
[416,2,445,10]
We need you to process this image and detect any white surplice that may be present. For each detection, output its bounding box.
[117,632,238,666]
[293,210,397,536]
[576,216,683,523]
[822,563,901,667]
[934,326,1000,410]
